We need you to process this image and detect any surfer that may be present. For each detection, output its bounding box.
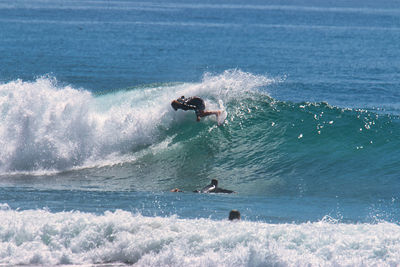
[171,96,221,122]
[193,179,236,194]
[170,179,235,194]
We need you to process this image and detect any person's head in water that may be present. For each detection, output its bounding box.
[229,210,241,221]
[211,179,218,187]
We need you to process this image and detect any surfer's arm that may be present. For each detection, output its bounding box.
[200,185,215,193]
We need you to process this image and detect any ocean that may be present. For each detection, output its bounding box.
[1,0,400,266]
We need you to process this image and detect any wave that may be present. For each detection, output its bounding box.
[1,70,399,198]
[0,206,399,266]
[0,70,273,174]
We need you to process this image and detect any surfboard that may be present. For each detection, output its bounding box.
[217,100,227,125]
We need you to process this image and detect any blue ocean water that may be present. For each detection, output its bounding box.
[1,0,400,265]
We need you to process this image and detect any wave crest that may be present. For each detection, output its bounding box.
[0,71,274,174]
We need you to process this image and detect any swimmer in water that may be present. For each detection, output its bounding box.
[229,210,241,221]
[171,96,221,122]
[170,188,183,192]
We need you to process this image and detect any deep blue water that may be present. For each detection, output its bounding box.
[1,0,400,265]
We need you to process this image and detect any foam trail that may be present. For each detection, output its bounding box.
[0,70,273,174]
[1,207,400,266]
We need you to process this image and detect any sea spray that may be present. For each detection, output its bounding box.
[0,78,94,172]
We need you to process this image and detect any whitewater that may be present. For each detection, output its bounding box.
[2,205,400,266]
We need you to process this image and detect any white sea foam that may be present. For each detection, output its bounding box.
[0,208,399,266]
[0,71,272,174]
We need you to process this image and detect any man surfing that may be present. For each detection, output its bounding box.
[171,96,221,122]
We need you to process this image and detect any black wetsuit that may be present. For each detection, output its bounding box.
[193,181,235,194]
[193,187,235,194]
[176,96,206,116]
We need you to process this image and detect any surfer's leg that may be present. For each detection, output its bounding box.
[198,110,221,118]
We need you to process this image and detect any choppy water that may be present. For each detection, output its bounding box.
[1,0,400,266]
